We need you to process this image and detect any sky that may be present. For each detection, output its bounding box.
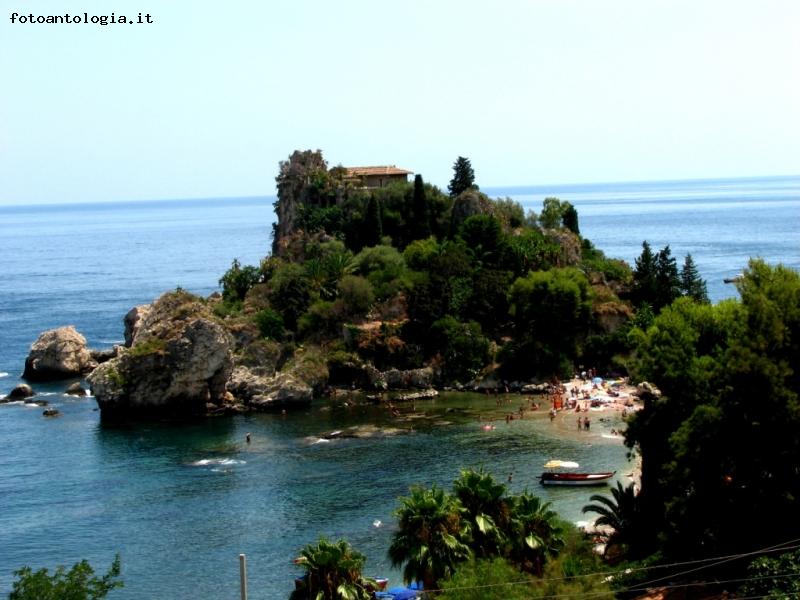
[1,0,798,205]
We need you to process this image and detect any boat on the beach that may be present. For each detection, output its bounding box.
[539,471,615,486]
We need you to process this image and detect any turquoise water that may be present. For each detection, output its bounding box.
[1,175,798,598]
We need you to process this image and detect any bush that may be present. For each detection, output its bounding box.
[430,317,490,383]
[337,275,374,316]
[253,308,284,340]
[438,558,537,600]
[219,259,261,302]
[9,555,123,600]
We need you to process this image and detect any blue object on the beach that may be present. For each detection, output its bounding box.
[384,586,421,599]
[592,377,603,385]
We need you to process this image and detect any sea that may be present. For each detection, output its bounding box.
[0,175,798,599]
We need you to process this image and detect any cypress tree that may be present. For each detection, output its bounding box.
[680,253,709,303]
[411,174,431,240]
[655,245,681,309]
[633,241,658,308]
[363,195,383,247]
[448,156,477,197]
[561,202,580,235]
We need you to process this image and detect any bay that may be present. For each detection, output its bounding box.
[0,175,798,598]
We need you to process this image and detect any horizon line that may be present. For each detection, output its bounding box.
[1,172,798,209]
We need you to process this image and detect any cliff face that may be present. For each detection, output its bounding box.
[88,291,233,419]
[23,326,96,381]
[271,149,330,256]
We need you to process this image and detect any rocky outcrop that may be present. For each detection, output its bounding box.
[65,382,87,396]
[4,384,35,401]
[227,367,312,410]
[123,305,153,347]
[23,326,96,381]
[90,347,119,364]
[88,291,233,419]
[366,366,434,390]
[635,381,662,401]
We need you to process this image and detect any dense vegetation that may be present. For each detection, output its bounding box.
[292,469,613,600]
[9,556,122,600]
[220,149,646,387]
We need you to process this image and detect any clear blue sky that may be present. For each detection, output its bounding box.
[1,0,798,204]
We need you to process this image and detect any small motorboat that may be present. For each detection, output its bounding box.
[539,471,615,486]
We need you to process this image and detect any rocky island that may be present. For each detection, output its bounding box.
[22,150,711,420]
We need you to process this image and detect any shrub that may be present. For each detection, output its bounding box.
[253,308,284,340]
[9,555,123,600]
[337,275,374,316]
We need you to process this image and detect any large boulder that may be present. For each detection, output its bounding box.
[23,326,96,381]
[88,291,233,419]
[227,367,312,410]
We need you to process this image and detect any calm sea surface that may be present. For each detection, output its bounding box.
[0,176,798,598]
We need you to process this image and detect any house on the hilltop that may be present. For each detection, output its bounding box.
[345,166,413,189]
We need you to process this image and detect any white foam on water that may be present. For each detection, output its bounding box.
[38,392,57,397]
[0,372,9,378]
[189,458,246,467]
[312,438,331,445]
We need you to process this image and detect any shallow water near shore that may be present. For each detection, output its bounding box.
[0,390,631,599]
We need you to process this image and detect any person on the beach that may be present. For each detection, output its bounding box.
[577,416,583,430]
[246,432,251,443]
[584,417,591,431]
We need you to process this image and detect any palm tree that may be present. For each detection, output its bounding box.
[581,481,641,560]
[452,468,511,558]
[388,485,472,590]
[289,537,373,600]
[507,492,565,576]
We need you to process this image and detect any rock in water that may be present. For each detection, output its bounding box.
[5,384,35,401]
[123,304,152,347]
[65,382,88,396]
[227,367,312,411]
[88,291,233,419]
[23,326,96,381]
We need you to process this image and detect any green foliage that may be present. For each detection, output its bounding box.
[741,548,800,599]
[336,275,374,317]
[492,197,525,229]
[631,242,681,310]
[402,237,439,271]
[267,262,312,329]
[581,240,633,284]
[452,468,511,559]
[459,215,506,267]
[539,197,568,230]
[627,260,800,564]
[561,203,580,235]
[295,204,345,237]
[410,174,431,240]
[582,481,645,560]
[505,229,561,276]
[363,196,383,248]
[388,486,472,590]
[10,555,123,600]
[128,338,167,357]
[253,308,285,340]
[448,156,477,197]
[504,268,592,378]
[679,253,709,303]
[219,258,262,302]
[505,492,565,576]
[430,317,490,383]
[212,298,243,319]
[289,538,372,600]
[437,558,537,600]
[352,245,409,300]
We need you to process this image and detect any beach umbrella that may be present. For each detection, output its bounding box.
[543,460,580,469]
[592,377,603,385]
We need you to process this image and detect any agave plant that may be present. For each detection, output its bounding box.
[388,485,472,590]
[289,537,373,600]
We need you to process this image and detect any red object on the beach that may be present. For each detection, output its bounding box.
[539,471,615,486]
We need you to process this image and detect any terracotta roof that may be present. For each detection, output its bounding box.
[345,166,413,177]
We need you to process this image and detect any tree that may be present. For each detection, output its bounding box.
[680,253,709,303]
[504,267,592,377]
[582,482,644,560]
[654,245,681,308]
[627,260,800,565]
[452,469,511,559]
[267,262,312,329]
[458,215,506,267]
[410,174,431,240]
[506,492,564,576]
[561,203,580,235]
[631,241,657,308]
[9,555,123,600]
[448,156,477,197]
[538,197,565,230]
[388,486,472,589]
[438,558,537,600]
[740,548,800,599]
[363,196,383,247]
[289,538,373,600]
[219,258,261,302]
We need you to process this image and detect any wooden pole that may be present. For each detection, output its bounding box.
[239,553,248,600]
